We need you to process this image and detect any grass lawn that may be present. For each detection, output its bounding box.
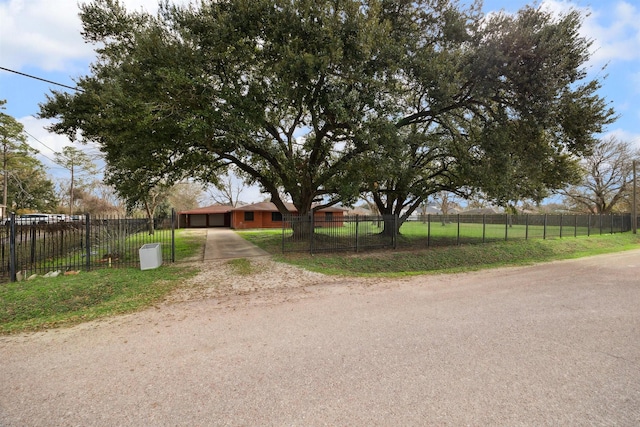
[3,226,639,334]
[238,229,640,276]
[0,229,205,334]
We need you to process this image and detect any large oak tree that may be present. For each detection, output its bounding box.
[364,5,614,230]
[40,0,614,231]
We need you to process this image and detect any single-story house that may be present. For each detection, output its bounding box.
[344,206,375,216]
[178,204,232,228]
[179,202,345,229]
[461,207,503,215]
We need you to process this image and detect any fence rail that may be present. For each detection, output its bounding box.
[282,213,635,254]
[2,212,176,282]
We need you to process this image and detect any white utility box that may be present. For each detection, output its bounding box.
[139,243,162,270]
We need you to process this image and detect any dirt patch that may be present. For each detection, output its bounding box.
[164,257,390,308]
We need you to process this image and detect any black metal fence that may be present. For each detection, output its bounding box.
[2,212,176,282]
[282,213,635,254]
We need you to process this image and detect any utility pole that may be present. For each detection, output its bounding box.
[2,143,8,211]
[633,160,637,234]
[69,158,74,217]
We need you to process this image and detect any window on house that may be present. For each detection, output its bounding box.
[271,212,283,222]
[244,211,254,221]
[325,212,333,221]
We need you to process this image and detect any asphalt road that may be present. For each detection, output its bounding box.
[1,250,640,426]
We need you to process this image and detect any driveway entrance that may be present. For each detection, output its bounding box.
[203,228,270,260]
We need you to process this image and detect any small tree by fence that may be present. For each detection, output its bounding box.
[282,213,635,254]
[2,211,176,282]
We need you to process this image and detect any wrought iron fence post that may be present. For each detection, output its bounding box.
[282,216,286,254]
[9,212,16,282]
[30,227,36,263]
[560,214,563,238]
[85,213,91,270]
[574,215,578,237]
[587,214,591,236]
[60,226,65,257]
[355,215,360,253]
[525,214,529,240]
[427,214,431,247]
[479,214,484,243]
[599,214,603,235]
[504,214,508,241]
[610,214,614,234]
[543,214,547,239]
[171,209,176,263]
[309,213,314,255]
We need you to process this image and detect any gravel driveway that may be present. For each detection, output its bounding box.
[1,250,640,426]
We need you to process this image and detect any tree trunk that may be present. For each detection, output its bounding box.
[289,214,312,240]
[144,200,155,235]
[380,215,396,237]
[280,190,315,240]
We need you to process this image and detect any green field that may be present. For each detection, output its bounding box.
[239,216,623,253]
[256,232,640,276]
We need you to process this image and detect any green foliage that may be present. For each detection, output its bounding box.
[367,5,614,231]
[0,101,58,211]
[39,1,614,223]
[6,155,58,212]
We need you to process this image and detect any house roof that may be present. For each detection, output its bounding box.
[180,202,346,214]
[462,207,503,215]
[345,207,374,215]
[232,202,296,211]
[233,202,345,213]
[179,204,233,215]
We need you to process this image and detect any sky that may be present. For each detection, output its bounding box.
[1,0,640,204]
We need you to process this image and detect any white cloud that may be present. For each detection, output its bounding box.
[19,115,103,178]
[0,0,92,71]
[541,1,640,66]
[0,0,189,72]
[602,128,640,150]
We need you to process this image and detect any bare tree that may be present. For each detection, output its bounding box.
[559,137,640,214]
[433,192,459,225]
[78,182,126,215]
[92,182,126,214]
[54,146,97,215]
[207,170,246,207]
[168,181,205,212]
[466,194,490,210]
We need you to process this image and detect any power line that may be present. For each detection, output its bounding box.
[0,66,83,92]
[23,130,106,176]
[23,130,58,156]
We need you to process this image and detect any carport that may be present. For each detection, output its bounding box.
[178,204,232,228]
